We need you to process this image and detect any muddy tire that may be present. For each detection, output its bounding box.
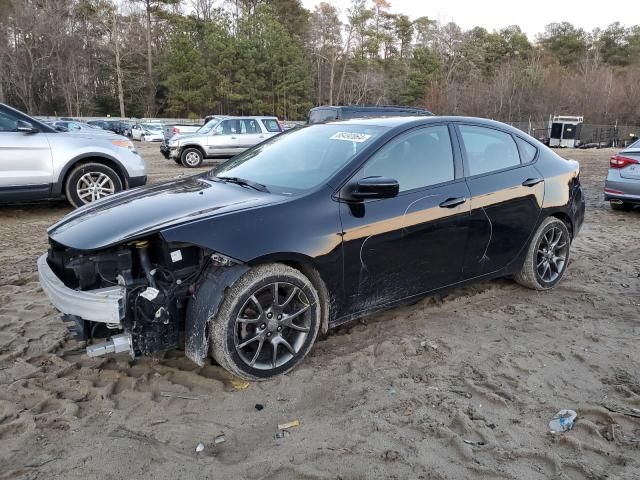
[209,263,320,381]
[64,162,123,208]
[515,217,571,290]
[181,147,204,168]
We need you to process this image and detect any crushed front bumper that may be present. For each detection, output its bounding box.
[37,254,125,325]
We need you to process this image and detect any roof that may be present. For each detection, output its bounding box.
[323,115,532,137]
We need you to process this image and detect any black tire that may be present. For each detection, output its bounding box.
[610,202,632,211]
[181,147,204,168]
[515,217,571,290]
[64,162,123,208]
[210,263,321,381]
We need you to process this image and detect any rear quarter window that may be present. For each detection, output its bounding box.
[261,119,282,133]
[515,137,538,163]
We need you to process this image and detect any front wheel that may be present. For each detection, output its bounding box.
[181,148,204,168]
[515,217,571,290]
[209,264,321,380]
[64,163,123,208]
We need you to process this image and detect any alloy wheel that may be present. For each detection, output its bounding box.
[536,226,569,283]
[76,172,115,203]
[184,151,201,167]
[234,282,311,370]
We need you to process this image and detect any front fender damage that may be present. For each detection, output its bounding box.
[185,264,249,365]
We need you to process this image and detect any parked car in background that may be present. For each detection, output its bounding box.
[53,120,116,136]
[88,120,130,137]
[131,123,164,142]
[0,103,147,208]
[162,122,202,141]
[604,139,640,210]
[166,116,283,167]
[43,121,69,132]
[37,116,584,380]
[308,105,433,124]
[160,116,227,160]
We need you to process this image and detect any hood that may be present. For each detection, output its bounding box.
[48,175,283,250]
[170,132,200,143]
[59,131,122,140]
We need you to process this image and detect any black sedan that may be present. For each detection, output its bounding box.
[38,117,585,380]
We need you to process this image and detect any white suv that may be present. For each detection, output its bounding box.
[0,103,147,208]
[166,116,283,167]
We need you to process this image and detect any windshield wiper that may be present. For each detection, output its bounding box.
[216,176,269,193]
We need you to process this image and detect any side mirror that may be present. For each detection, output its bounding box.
[351,176,399,200]
[16,120,38,134]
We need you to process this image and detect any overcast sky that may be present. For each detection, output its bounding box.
[301,0,635,39]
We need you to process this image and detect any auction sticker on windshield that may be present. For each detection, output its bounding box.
[330,132,372,143]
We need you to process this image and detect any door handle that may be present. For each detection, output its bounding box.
[231,136,237,139]
[522,177,543,187]
[439,197,467,208]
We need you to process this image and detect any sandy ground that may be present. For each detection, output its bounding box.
[1,142,639,480]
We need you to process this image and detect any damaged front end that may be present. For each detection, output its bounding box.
[38,236,246,364]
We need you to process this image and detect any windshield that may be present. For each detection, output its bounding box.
[197,119,221,134]
[210,124,387,194]
[142,123,162,131]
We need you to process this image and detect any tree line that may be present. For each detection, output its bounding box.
[1,0,639,124]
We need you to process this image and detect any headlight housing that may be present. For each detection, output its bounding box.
[111,139,138,154]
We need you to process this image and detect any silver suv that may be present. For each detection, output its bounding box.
[166,116,283,167]
[0,103,147,208]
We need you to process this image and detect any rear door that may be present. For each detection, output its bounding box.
[455,124,544,279]
[237,118,264,150]
[0,109,53,200]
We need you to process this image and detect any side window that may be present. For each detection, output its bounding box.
[0,111,18,132]
[359,125,455,192]
[515,137,538,163]
[215,120,238,135]
[261,118,282,132]
[458,125,521,176]
[240,119,260,134]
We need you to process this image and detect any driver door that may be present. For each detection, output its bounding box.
[339,124,470,315]
[208,119,242,156]
[0,109,53,200]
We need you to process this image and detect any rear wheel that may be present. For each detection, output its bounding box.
[515,217,571,290]
[64,163,123,208]
[209,264,320,380]
[181,147,204,168]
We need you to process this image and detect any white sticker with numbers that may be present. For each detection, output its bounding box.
[330,132,372,143]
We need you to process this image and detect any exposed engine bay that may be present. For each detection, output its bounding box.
[46,236,233,359]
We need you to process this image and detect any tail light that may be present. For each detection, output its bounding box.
[173,127,180,134]
[610,154,639,168]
